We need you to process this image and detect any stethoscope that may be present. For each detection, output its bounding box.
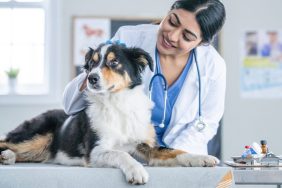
[149,48,207,132]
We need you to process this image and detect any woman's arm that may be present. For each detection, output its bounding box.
[62,72,88,115]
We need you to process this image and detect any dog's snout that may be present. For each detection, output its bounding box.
[88,73,100,85]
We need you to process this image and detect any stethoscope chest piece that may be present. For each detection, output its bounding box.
[194,116,207,132]
[159,123,165,128]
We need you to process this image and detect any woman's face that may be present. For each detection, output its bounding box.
[157,9,202,57]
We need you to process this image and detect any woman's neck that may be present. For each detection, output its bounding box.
[158,52,191,86]
[159,52,190,68]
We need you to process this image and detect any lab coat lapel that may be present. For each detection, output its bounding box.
[164,57,200,138]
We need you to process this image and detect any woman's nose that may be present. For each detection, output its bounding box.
[168,29,181,43]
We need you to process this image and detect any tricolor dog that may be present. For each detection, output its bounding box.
[0,42,219,184]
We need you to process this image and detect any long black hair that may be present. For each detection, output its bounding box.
[171,0,226,43]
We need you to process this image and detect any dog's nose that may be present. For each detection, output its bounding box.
[88,73,100,85]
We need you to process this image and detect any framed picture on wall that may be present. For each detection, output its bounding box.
[72,16,158,75]
[73,17,111,67]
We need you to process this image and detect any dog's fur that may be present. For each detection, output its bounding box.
[0,43,219,184]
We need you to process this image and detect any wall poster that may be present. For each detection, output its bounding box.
[241,30,282,98]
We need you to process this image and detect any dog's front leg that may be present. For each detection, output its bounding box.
[136,143,219,167]
[90,147,149,184]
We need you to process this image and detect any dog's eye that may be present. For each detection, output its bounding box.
[106,60,119,68]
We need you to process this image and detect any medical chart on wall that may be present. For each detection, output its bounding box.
[240,30,282,98]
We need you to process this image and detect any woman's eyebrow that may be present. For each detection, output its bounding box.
[172,13,198,39]
[184,29,198,40]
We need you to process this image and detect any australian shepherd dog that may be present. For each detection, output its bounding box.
[0,42,219,184]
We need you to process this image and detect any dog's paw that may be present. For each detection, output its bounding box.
[124,163,149,185]
[177,153,220,167]
[0,149,16,165]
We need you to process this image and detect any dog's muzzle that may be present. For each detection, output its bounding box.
[88,73,101,89]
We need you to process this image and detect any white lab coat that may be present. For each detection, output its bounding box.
[63,24,226,155]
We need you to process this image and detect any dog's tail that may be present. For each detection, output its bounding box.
[0,133,53,163]
[0,141,8,148]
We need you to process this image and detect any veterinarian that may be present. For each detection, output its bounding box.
[63,0,226,155]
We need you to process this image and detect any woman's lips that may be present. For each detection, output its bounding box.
[161,36,175,49]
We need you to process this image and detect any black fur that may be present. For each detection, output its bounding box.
[3,109,99,161]
[6,110,68,144]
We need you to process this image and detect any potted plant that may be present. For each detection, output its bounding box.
[5,68,20,94]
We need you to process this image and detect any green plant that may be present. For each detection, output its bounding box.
[5,68,20,79]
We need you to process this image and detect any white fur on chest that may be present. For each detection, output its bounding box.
[86,85,153,148]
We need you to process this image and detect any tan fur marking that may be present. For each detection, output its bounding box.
[137,55,148,66]
[0,134,53,162]
[150,149,186,160]
[101,68,131,92]
[92,52,99,62]
[107,52,116,62]
[136,143,186,161]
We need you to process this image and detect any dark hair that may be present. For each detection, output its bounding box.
[171,0,226,43]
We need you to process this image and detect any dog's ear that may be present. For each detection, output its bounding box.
[84,47,94,71]
[125,47,154,73]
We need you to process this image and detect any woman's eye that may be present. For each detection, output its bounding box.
[168,18,177,27]
[183,35,192,42]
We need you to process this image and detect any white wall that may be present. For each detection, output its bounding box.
[1,0,282,170]
[221,0,282,161]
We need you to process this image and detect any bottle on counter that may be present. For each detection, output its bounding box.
[242,145,252,158]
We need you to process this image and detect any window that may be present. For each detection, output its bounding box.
[0,0,49,95]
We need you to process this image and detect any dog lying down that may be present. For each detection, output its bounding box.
[0,42,219,184]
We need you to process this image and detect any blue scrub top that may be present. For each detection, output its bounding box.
[151,50,193,146]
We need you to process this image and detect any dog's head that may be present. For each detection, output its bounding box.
[84,42,154,93]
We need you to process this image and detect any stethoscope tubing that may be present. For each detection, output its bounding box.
[193,49,202,117]
[149,48,205,131]
[149,73,167,128]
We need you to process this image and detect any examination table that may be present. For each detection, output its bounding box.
[0,163,234,188]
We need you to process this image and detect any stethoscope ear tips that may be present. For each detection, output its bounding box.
[159,123,165,128]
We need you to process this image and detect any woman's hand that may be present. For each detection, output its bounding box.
[79,73,88,91]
